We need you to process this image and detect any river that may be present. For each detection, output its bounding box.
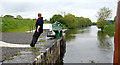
[62,26,114,63]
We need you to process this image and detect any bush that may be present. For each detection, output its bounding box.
[103,24,115,37]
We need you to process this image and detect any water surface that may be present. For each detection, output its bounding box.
[63,26,114,63]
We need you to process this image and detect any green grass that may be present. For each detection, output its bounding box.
[16,52,22,55]
[2,18,53,32]
[7,26,33,32]
[90,60,95,63]
[44,22,51,24]
[2,18,36,32]
[39,39,45,42]
[0,17,2,33]
[6,57,14,60]
[25,47,41,51]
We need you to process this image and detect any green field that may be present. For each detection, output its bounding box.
[2,18,36,32]
[0,17,2,32]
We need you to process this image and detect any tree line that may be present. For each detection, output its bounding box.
[1,13,92,32]
[3,15,23,19]
[50,14,92,29]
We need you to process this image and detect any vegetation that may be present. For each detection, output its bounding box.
[96,7,112,30]
[25,47,41,51]
[97,20,110,29]
[16,52,22,55]
[39,39,45,42]
[96,7,115,37]
[6,57,14,60]
[16,15,23,19]
[92,22,97,25]
[114,16,116,22]
[50,14,64,23]
[2,14,52,32]
[0,17,2,32]
[103,23,115,37]
[50,14,92,29]
[2,17,35,32]
[63,14,78,29]
[2,13,92,32]
[4,15,14,19]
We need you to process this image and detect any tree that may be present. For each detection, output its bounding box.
[64,14,78,29]
[16,15,23,19]
[50,14,92,29]
[114,16,116,22]
[50,14,64,23]
[75,17,92,27]
[44,19,50,22]
[4,15,14,18]
[96,7,112,31]
[92,22,97,25]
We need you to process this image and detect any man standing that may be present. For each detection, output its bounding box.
[30,13,44,47]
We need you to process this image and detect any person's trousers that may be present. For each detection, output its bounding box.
[30,31,41,46]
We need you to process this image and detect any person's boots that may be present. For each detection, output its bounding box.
[30,41,35,47]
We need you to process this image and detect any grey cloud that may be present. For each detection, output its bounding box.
[0,2,32,13]
[1,0,117,13]
[0,0,117,22]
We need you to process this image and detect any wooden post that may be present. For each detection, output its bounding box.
[114,0,120,65]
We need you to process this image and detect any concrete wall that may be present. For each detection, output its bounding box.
[34,36,66,65]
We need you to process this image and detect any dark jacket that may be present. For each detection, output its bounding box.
[35,17,44,33]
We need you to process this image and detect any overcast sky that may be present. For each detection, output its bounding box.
[0,0,118,22]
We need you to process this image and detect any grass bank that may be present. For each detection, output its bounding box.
[2,18,51,32]
[2,18,36,32]
[0,17,2,32]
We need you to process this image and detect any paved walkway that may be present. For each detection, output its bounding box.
[0,31,47,62]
